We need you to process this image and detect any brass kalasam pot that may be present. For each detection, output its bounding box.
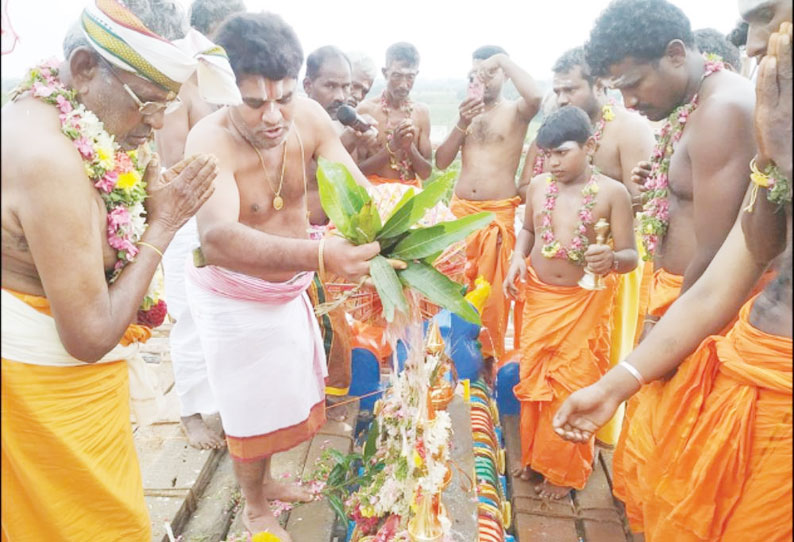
[408,492,444,542]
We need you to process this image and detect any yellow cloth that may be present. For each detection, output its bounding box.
[449,194,521,361]
[514,261,618,489]
[1,290,150,541]
[596,245,645,446]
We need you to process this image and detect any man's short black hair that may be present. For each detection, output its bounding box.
[305,46,350,80]
[472,45,507,60]
[585,0,694,77]
[536,105,593,149]
[552,47,595,85]
[214,13,303,81]
[694,28,741,70]
[189,0,245,37]
[727,20,749,48]
[385,42,420,67]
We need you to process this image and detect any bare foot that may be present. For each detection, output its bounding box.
[180,414,225,450]
[325,396,348,422]
[511,465,532,481]
[261,479,313,503]
[536,478,572,500]
[242,504,291,542]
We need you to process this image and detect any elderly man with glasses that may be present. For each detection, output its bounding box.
[0,0,241,539]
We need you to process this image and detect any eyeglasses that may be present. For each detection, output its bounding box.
[102,59,182,115]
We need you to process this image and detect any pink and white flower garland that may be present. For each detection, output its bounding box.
[539,171,599,264]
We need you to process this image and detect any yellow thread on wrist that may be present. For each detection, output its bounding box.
[138,241,164,259]
[318,237,326,280]
[454,123,469,136]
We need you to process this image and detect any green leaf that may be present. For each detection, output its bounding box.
[327,463,346,488]
[390,212,494,260]
[326,494,348,524]
[376,172,456,240]
[369,255,409,322]
[316,158,371,241]
[354,200,382,244]
[327,448,346,465]
[398,261,481,325]
[363,419,379,462]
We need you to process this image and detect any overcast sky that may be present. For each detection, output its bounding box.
[1,0,743,82]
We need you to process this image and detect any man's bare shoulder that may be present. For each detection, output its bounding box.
[612,105,652,130]
[596,172,630,197]
[185,107,235,155]
[357,97,379,115]
[2,97,89,192]
[697,70,755,123]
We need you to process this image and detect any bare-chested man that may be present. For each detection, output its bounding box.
[357,42,433,187]
[0,0,235,538]
[434,45,541,364]
[182,13,383,540]
[347,51,377,108]
[519,47,655,209]
[575,0,757,532]
[554,5,792,539]
[159,0,245,452]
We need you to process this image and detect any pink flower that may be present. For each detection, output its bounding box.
[56,94,73,115]
[108,206,131,228]
[578,224,587,234]
[94,171,117,192]
[579,210,593,223]
[541,215,552,227]
[74,136,94,160]
[115,151,133,172]
[543,199,555,211]
[571,237,584,249]
[32,82,54,98]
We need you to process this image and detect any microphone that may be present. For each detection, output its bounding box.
[337,104,373,133]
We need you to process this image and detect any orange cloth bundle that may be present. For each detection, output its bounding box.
[513,262,617,489]
[449,194,522,361]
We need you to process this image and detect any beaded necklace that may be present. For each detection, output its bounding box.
[380,91,414,181]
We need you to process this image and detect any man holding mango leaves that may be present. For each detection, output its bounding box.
[178,11,490,539]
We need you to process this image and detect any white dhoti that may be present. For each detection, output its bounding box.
[185,264,327,462]
[163,218,218,417]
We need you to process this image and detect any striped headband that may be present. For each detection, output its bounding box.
[81,0,241,105]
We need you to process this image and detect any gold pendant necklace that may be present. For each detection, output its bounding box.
[230,110,289,211]
[251,142,288,210]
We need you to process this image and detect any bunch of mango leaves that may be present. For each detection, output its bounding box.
[317,158,493,325]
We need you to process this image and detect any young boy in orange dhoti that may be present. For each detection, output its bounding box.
[504,106,637,499]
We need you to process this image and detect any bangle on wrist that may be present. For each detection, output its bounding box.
[454,123,470,136]
[138,241,164,259]
[618,361,646,386]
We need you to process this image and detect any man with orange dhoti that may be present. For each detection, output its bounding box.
[504,106,637,498]
[554,10,792,541]
[1,0,239,539]
[357,42,433,190]
[580,1,759,530]
[436,46,542,363]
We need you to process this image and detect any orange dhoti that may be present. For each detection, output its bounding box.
[513,263,617,489]
[367,173,422,189]
[633,298,791,541]
[1,290,152,541]
[450,194,521,361]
